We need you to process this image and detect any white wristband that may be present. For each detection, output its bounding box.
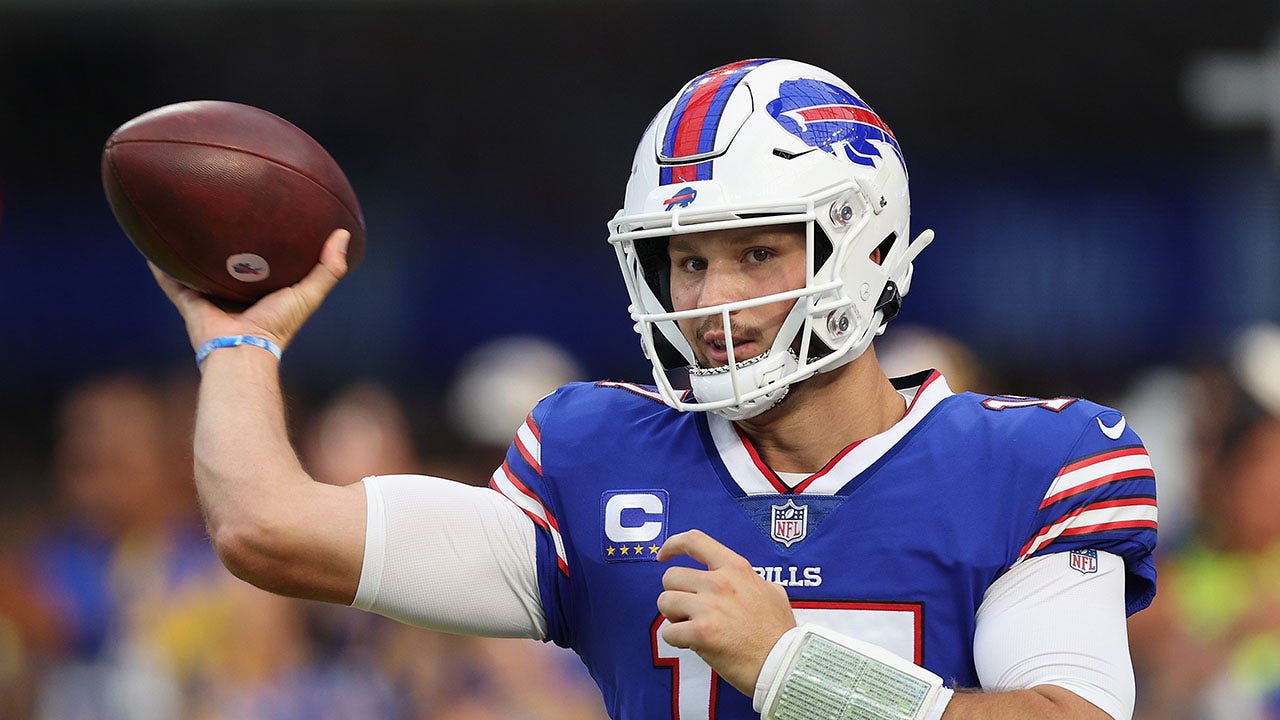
[756,623,951,720]
[755,627,802,712]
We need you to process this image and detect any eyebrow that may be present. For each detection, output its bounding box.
[668,234,772,253]
[670,230,798,253]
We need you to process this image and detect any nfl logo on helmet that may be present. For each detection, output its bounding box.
[770,499,809,547]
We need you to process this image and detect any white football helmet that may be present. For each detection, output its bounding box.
[608,58,934,420]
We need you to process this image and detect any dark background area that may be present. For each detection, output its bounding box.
[1,0,1277,489]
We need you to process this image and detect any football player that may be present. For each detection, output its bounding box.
[151,59,1157,720]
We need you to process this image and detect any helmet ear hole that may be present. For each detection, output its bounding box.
[813,226,834,275]
[871,232,896,266]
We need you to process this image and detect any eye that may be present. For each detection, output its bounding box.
[747,248,773,263]
[677,256,706,273]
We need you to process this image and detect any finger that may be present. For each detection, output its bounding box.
[147,261,183,303]
[655,589,694,623]
[147,261,202,310]
[657,529,742,571]
[660,617,697,650]
[661,565,706,592]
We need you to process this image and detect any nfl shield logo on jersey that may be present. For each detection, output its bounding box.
[1069,549,1098,574]
[770,499,809,547]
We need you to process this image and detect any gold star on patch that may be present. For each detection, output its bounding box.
[649,545,660,555]
[620,545,629,555]
[633,545,644,555]
[606,546,615,556]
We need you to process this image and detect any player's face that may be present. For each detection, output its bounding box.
[667,226,807,368]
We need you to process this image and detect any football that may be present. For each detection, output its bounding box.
[101,100,365,303]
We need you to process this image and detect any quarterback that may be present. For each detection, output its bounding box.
[151,59,1157,720]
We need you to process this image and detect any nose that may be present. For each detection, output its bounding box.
[696,262,750,310]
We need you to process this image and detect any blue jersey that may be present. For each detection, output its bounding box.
[488,370,1157,720]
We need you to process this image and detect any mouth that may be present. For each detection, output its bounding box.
[700,332,762,368]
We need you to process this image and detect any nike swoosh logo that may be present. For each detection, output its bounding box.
[1097,416,1127,440]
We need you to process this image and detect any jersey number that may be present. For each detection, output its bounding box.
[650,600,923,720]
[981,396,1077,412]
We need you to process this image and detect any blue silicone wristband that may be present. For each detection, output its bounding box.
[195,335,283,365]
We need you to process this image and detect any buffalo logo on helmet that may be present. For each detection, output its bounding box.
[766,78,905,173]
[663,186,698,211]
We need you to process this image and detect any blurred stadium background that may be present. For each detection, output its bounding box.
[1,1,1279,719]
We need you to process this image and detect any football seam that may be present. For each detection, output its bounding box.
[107,138,363,228]
[104,148,235,297]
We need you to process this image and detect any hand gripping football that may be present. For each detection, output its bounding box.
[102,100,366,303]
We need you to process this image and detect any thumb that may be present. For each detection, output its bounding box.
[304,229,352,294]
[284,229,351,317]
[238,229,354,349]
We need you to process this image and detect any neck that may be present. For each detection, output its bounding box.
[732,347,905,473]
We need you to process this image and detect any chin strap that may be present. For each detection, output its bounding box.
[688,349,801,421]
[754,624,953,720]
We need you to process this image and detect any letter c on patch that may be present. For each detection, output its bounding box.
[604,492,665,543]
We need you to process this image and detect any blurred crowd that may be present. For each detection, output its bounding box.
[2,324,1280,719]
[0,337,606,720]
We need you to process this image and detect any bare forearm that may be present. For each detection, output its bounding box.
[194,347,302,537]
[944,685,1114,720]
[194,346,364,603]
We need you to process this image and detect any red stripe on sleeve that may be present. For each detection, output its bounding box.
[1058,446,1148,475]
[1040,468,1154,509]
[516,437,542,476]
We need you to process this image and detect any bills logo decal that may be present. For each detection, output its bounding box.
[664,186,697,211]
[226,253,270,282]
[766,78,905,173]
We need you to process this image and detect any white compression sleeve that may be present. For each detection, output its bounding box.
[352,474,547,639]
[974,550,1134,720]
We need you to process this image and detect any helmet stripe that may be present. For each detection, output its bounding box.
[661,58,774,164]
[661,160,711,185]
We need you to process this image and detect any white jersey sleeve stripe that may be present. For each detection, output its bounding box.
[1041,449,1153,509]
[1017,498,1158,563]
[515,416,543,475]
[490,462,570,575]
